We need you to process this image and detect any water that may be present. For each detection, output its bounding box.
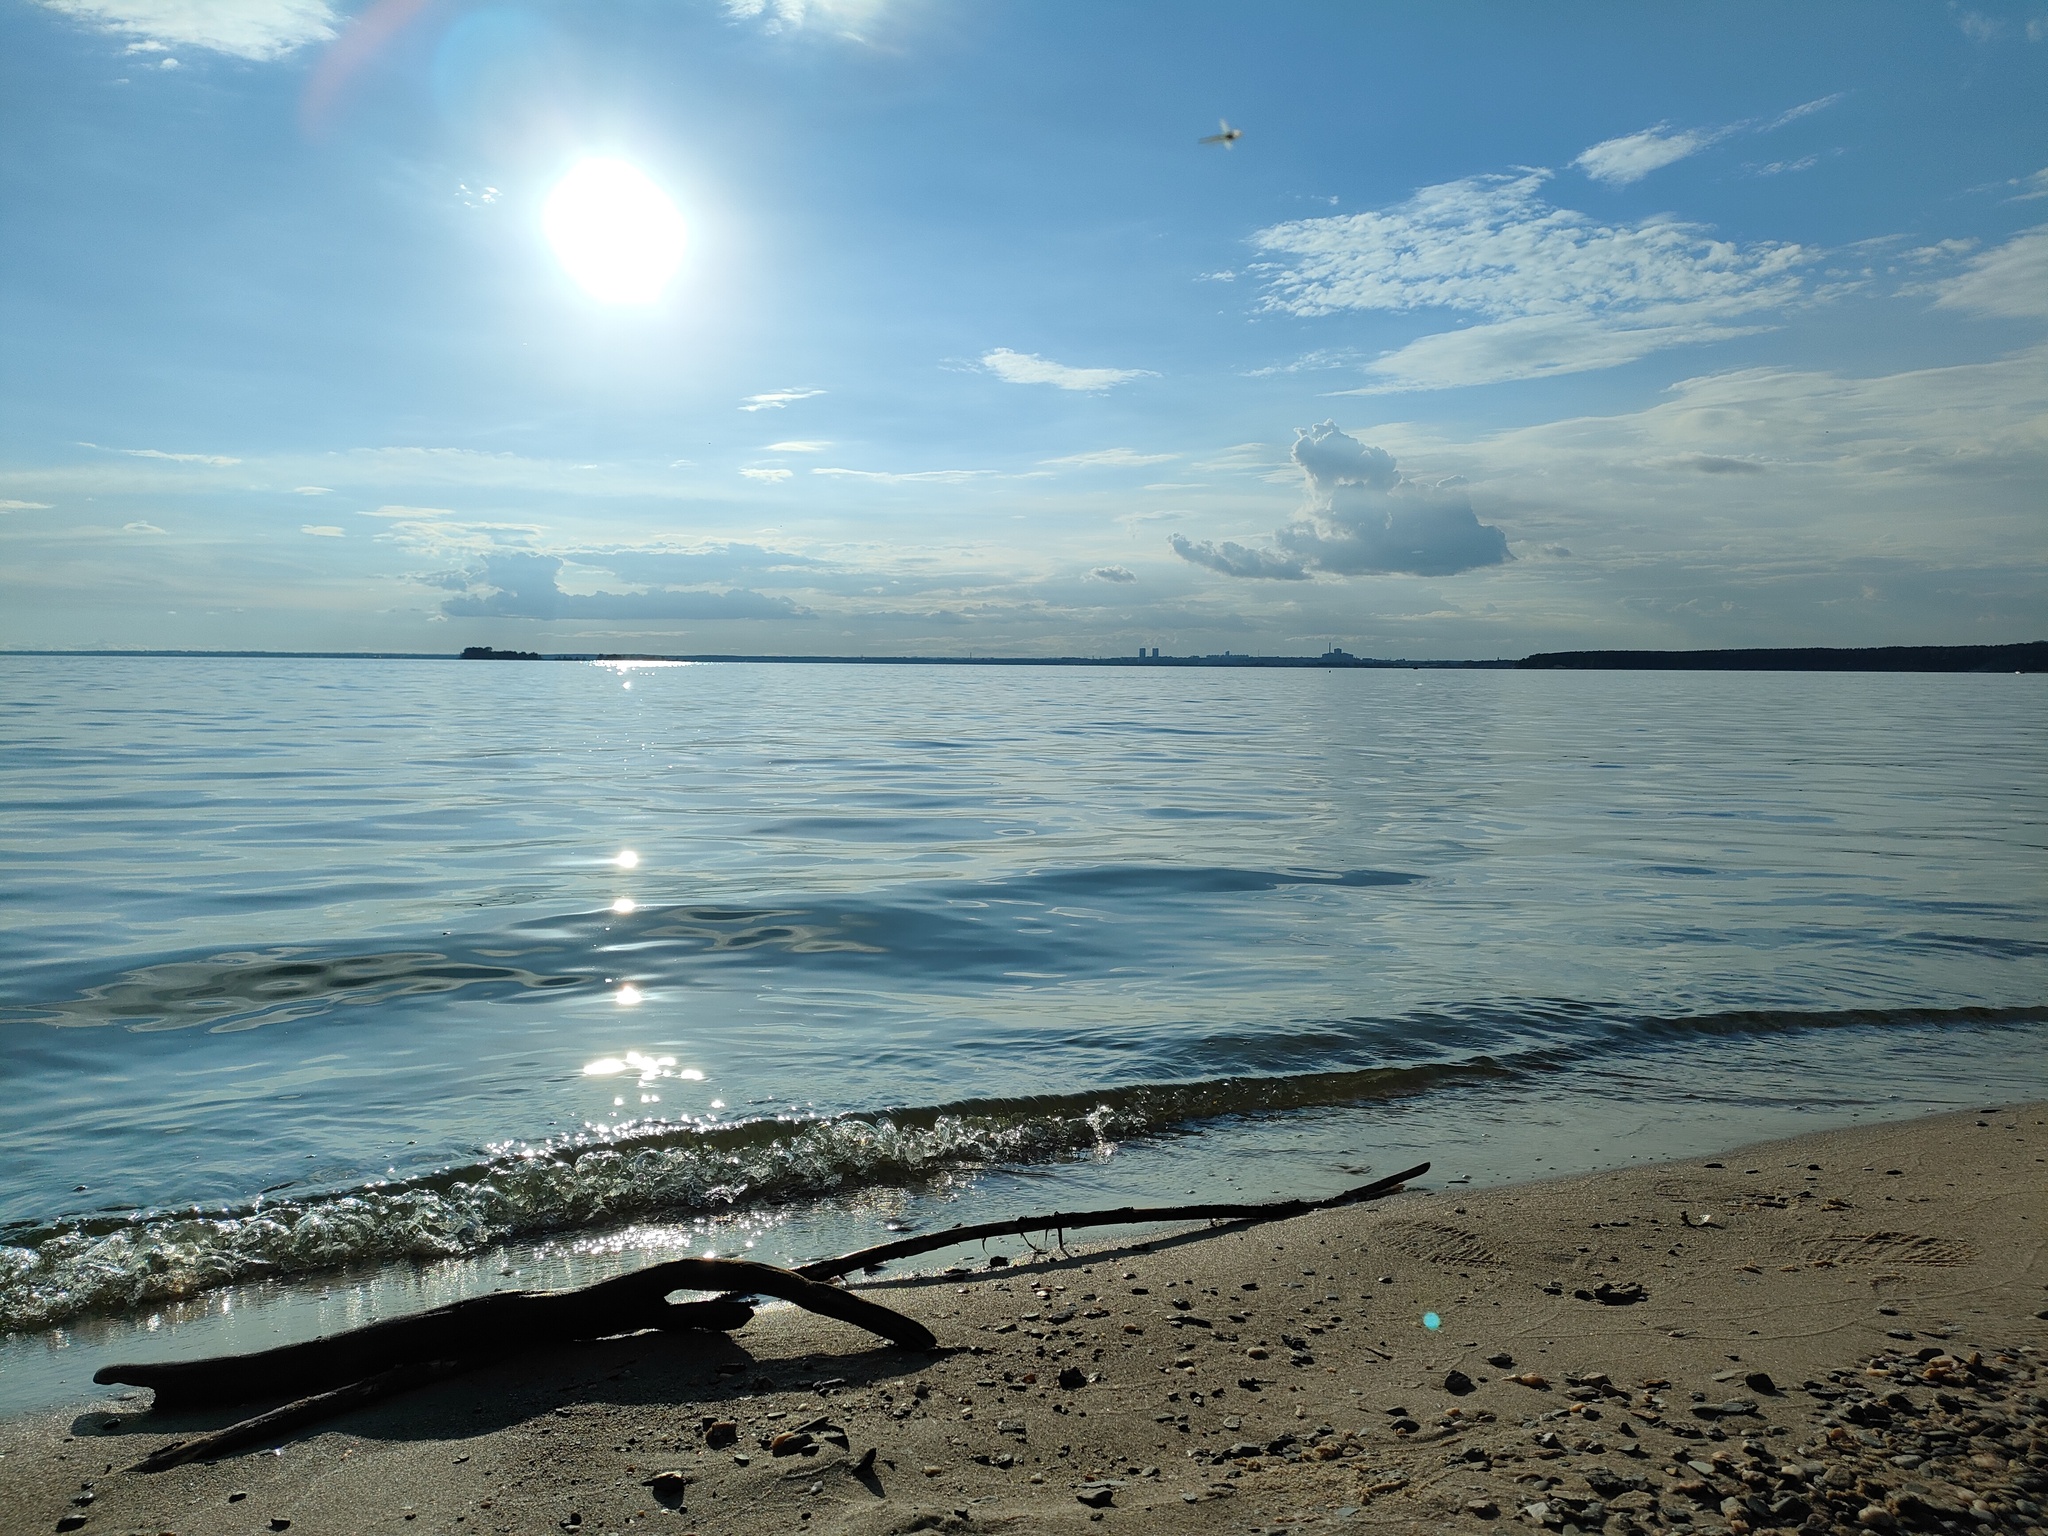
[2,656,2043,1412]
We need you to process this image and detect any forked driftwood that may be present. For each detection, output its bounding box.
[795,1160,1431,1282]
[107,1161,1429,1469]
[96,1257,926,1413]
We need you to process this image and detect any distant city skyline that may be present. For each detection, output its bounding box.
[2,0,2044,656]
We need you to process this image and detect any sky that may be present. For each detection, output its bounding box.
[1,0,2044,658]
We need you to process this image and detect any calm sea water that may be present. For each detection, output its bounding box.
[1,657,2043,1411]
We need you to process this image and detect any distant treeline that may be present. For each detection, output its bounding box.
[1519,642,2047,673]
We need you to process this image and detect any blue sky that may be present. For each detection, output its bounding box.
[2,0,2044,657]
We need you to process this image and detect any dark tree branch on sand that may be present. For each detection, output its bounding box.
[96,1258,928,1413]
[106,1163,1428,1469]
[794,1161,1431,1282]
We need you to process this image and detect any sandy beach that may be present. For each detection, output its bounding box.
[5,1105,2042,1536]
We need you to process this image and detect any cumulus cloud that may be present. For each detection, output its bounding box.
[1089,565,1137,583]
[1256,171,1806,390]
[1170,423,1510,582]
[1040,447,1179,468]
[34,0,336,60]
[1932,225,2048,320]
[1575,124,1722,186]
[300,524,344,536]
[980,349,1156,391]
[438,553,810,621]
[739,388,825,411]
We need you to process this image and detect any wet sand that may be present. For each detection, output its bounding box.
[4,1104,2043,1536]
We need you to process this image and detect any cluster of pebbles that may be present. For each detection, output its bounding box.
[1411,1347,2046,1536]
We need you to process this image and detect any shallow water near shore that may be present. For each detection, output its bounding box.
[2,656,2043,1414]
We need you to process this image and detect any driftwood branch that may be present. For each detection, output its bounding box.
[105,1160,1429,1467]
[98,1255,933,1413]
[796,1161,1430,1282]
[130,1361,465,1473]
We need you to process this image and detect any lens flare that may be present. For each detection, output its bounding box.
[1422,1311,1441,1330]
[543,159,687,304]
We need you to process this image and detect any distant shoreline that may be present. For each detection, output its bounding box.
[1,640,2042,671]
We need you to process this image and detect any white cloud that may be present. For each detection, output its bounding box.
[1575,124,1721,186]
[722,0,884,36]
[1761,93,1845,132]
[2011,169,2048,203]
[1169,422,1511,582]
[1954,7,2003,42]
[1167,534,1309,581]
[812,466,999,484]
[1257,171,1807,391]
[80,442,242,466]
[291,485,332,495]
[1933,225,2048,319]
[122,520,167,534]
[1039,447,1179,468]
[300,524,344,537]
[0,500,52,511]
[765,440,829,452]
[741,467,794,482]
[1089,565,1137,583]
[980,348,1156,392]
[1749,155,1820,178]
[739,388,826,411]
[34,0,336,60]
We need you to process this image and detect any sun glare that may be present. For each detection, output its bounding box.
[543,159,687,305]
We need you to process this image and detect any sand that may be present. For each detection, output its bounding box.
[3,1104,2043,1536]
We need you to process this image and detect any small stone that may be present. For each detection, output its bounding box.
[1486,1352,1515,1369]
[228,1493,248,1503]
[1076,1485,1116,1508]
[269,1522,292,1533]
[1445,1370,1477,1396]
[703,1420,737,1448]
[1515,1373,1550,1389]
[1465,1497,1499,1518]
[1057,1366,1088,1389]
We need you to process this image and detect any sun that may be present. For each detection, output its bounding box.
[543,159,687,305]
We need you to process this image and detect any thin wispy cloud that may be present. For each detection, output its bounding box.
[812,466,1001,484]
[1256,172,1807,391]
[1931,225,2048,320]
[121,520,167,534]
[0,500,53,511]
[34,0,337,60]
[300,524,344,536]
[741,467,794,482]
[765,440,830,452]
[1576,95,1845,186]
[291,485,332,496]
[739,388,826,412]
[1039,448,1178,468]
[81,442,242,466]
[722,0,885,37]
[1575,125,1724,186]
[1089,565,1137,583]
[980,349,1156,392]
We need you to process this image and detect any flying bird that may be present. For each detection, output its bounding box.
[1199,119,1242,147]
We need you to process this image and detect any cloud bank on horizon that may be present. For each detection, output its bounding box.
[1,2,2042,656]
